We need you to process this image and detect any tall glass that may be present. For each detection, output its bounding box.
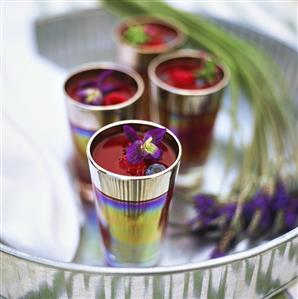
[87,120,182,266]
[148,49,230,188]
[114,15,186,120]
[64,63,144,202]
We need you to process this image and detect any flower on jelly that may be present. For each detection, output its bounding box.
[76,70,124,105]
[123,25,150,45]
[77,87,102,104]
[123,125,166,165]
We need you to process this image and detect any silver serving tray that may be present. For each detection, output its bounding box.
[1,7,297,299]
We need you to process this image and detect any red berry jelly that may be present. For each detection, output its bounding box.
[65,68,137,106]
[92,133,176,176]
[156,56,224,89]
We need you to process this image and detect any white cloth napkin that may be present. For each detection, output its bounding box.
[2,116,81,262]
[1,3,82,261]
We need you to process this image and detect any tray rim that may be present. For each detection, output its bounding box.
[1,227,297,275]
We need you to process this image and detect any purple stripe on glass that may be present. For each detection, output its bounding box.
[94,187,167,210]
[70,123,96,138]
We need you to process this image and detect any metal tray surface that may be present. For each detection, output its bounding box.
[1,7,298,299]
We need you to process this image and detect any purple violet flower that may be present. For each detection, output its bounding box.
[123,125,166,165]
[76,70,123,105]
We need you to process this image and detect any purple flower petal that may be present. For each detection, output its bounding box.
[150,147,162,160]
[76,87,103,105]
[125,140,145,164]
[100,82,124,94]
[97,70,114,84]
[143,136,162,158]
[123,126,166,165]
[123,125,139,142]
[78,80,98,89]
[144,128,166,145]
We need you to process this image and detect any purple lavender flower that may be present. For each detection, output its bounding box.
[210,249,225,259]
[219,202,237,223]
[284,197,298,229]
[243,189,273,233]
[210,228,236,259]
[272,181,288,210]
[191,196,236,230]
[123,125,166,165]
[191,194,220,228]
[193,194,216,212]
[255,190,273,228]
[76,70,123,105]
[188,182,296,259]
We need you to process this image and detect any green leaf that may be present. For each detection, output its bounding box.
[196,59,217,83]
[123,25,150,45]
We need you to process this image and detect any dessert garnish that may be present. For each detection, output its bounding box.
[168,58,218,88]
[123,125,166,166]
[123,23,170,46]
[195,59,217,83]
[76,70,127,105]
[123,25,150,45]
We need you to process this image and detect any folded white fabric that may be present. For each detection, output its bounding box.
[2,115,81,262]
[1,4,83,262]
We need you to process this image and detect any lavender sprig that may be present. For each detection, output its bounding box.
[187,180,297,258]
